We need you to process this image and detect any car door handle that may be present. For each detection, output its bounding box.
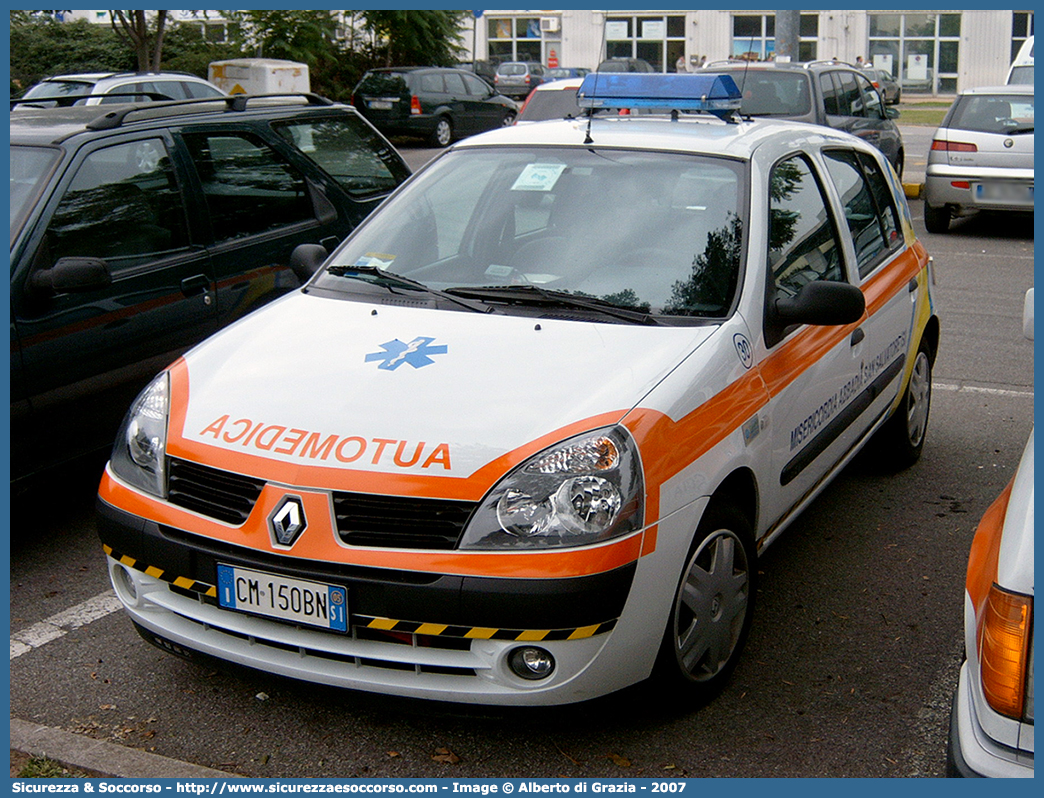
[850,328,865,346]
[180,274,210,297]
[908,277,919,293]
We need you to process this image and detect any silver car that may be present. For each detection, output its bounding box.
[923,85,1034,233]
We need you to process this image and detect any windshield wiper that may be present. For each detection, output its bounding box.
[444,285,660,325]
[325,265,491,313]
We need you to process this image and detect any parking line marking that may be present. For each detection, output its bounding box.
[933,381,1034,399]
[10,590,122,661]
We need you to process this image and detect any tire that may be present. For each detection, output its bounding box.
[924,200,950,234]
[873,340,932,469]
[429,117,453,148]
[652,503,756,699]
[501,111,516,127]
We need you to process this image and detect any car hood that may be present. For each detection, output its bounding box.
[173,291,717,490]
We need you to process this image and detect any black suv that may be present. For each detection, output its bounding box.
[353,67,518,147]
[9,94,411,483]
[713,61,905,177]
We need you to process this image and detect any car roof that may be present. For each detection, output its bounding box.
[959,85,1034,95]
[9,95,354,146]
[451,112,869,162]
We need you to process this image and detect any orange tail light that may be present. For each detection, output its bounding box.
[979,584,1032,719]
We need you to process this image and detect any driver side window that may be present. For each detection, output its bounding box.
[768,155,845,298]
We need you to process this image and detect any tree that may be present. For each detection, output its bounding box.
[110,10,170,72]
[225,10,338,62]
[363,10,468,67]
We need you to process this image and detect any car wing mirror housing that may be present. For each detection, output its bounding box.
[290,243,329,283]
[768,280,866,346]
[1023,287,1034,341]
[31,256,112,295]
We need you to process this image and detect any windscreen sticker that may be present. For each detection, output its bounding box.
[485,264,514,278]
[511,163,566,192]
[355,252,396,269]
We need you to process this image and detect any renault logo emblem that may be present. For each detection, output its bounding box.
[269,496,306,547]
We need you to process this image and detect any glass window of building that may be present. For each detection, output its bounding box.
[868,12,961,94]
[1012,11,1035,61]
[731,13,819,61]
[605,13,687,72]
[487,16,560,65]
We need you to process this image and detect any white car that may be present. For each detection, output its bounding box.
[97,74,939,706]
[947,288,1034,777]
[15,71,224,106]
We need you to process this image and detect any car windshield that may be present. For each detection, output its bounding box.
[734,72,812,116]
[273,115,410,198]
[317,147,746,319]
[950,93,1034,134]
[10,145,59,243]
[1007,65,1034,85]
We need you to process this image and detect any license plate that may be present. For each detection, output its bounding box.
[368,100,393,110]
[974,182,1033,204]
[216,564,347,632]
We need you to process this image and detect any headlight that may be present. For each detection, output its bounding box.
[110,372,170,498]
[458,427,644,550]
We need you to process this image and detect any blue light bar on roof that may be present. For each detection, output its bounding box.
[577,73,742,115]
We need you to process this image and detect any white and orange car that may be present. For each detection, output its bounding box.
[947,288,1033,777]
[97,74,939,705]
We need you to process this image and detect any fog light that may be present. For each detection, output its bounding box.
[113,563,138,603]
[508,646,555,680]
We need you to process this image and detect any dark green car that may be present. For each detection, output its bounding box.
[9,95,411,483]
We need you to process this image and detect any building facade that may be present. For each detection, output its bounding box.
[469,9,1034,95]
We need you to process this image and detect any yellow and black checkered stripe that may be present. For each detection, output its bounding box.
[357,616,617,641]
[102,546,618,640]
[103,545,217,598]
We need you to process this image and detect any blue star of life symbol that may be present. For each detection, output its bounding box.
[365,336,448,371]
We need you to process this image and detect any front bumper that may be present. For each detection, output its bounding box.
[98,496,657,705]
[947,660,1034,778]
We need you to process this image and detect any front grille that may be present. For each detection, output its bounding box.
[332,491,477,549]
[167,458,266,525]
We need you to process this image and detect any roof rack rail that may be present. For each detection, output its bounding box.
[802,59,852,68]
[85,93,335,131]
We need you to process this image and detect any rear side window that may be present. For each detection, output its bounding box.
[768,155,844,297]
[823,149,901,278]
[182,131,314,243]
[275,116,409,198]
[443,72,467,95]
[833,71,865,117]
[43,138,190,270]
[419,73,445,93]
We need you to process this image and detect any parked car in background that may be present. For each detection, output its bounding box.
[1006,35,1034,85]
[864,67,901,104]
[493,61,549,99]
[96,74,939,707]
[9,95,411,483]
[545,67,590,80]
[713,61,905,177]
[14,71,224,107]
[947,288,1034,778]
[353,67,518,147]
[516,77,584,122]
[923,85,1034,233]
[596,58,656,73]
[457,60,499,86]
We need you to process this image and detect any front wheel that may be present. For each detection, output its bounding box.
[429,117,453,148]
[501,111,517,127]
[653,503,756,700]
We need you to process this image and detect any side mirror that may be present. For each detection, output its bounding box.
[1023,287,1034,341]
[886,107,900,119]
[30,256,112,295]
[290,243,328,282]
[774,279,865,326]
